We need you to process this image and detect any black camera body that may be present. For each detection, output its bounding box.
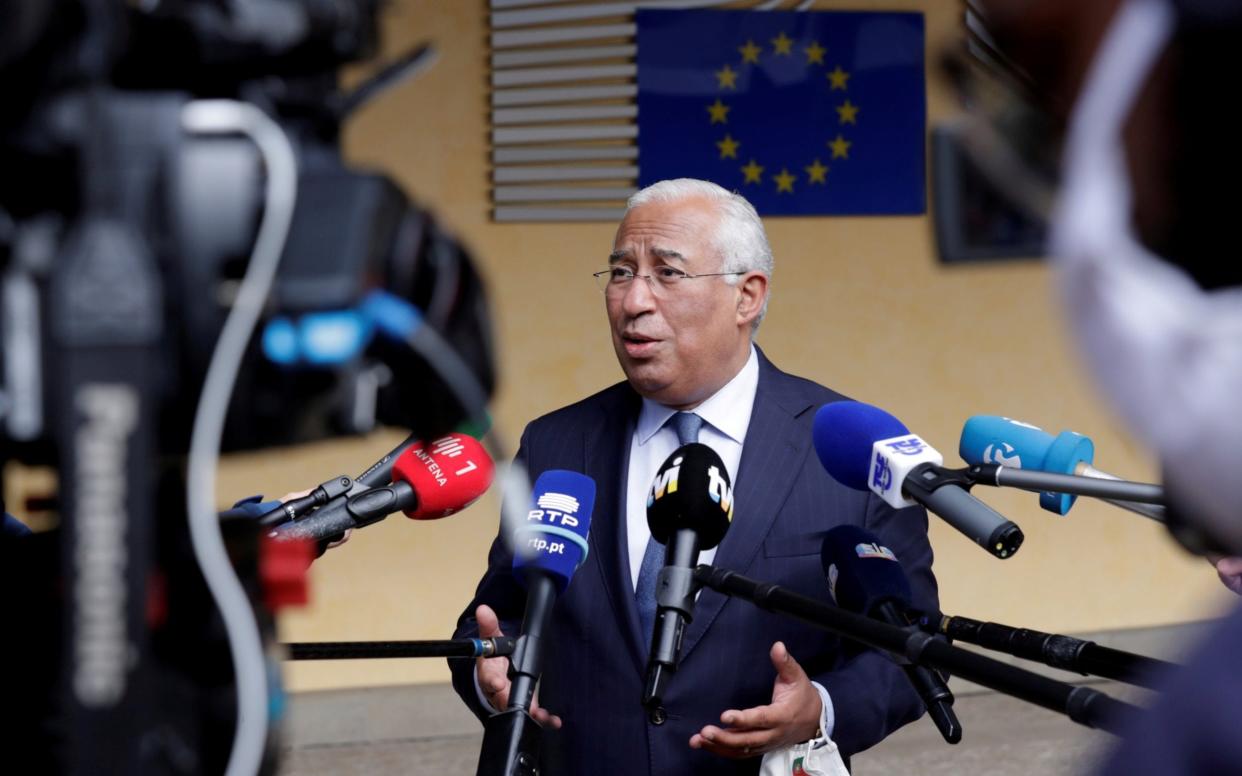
[0,3,493,773]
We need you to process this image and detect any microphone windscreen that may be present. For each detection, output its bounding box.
[512,470,596,593]
[959,416,1054,469]
[813,401,910,491]
[820,525,912,616]
[646,443,733,550]
[392,433,495,519]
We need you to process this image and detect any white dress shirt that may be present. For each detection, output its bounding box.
[624,346,758,586]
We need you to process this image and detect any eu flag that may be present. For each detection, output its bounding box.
[636,10,926,216]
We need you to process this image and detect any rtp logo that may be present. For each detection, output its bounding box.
[528,492,581,528]
[537,492,579,514]
[872,452,893,491]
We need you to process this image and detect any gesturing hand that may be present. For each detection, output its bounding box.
[474,605,563,729]
[1209,555,1242,595]
[689,641,822,759]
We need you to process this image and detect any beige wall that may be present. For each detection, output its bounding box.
[7,1,1234,693]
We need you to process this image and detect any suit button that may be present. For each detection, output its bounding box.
[649,707,667,726]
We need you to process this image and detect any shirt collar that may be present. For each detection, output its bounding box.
[635,345,759,446]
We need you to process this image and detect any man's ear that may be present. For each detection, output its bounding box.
[735,271,768,328]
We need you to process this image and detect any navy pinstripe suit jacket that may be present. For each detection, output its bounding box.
[452,349,939,775]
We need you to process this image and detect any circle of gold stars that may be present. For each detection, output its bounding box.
[705,31,857,196]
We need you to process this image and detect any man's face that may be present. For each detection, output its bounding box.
[606,196,759,410]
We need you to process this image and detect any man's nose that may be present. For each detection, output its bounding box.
[620,275,659,315]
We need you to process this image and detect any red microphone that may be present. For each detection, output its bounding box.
[272,433,494,541]
[395,434,494,519]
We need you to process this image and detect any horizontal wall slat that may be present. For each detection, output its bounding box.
[493,165,639,182]
[491,0,584,8]
[493,125,638,144]
[493,84,638,107]
[494,206,627,222]
[492,44,636,68]
[493,64,636,88]
[492,23,636,49]
[493,146,638,163]
[489,22,635,48]
[494,104,637,125]
[492,1,730,29]
[494,186,638,202]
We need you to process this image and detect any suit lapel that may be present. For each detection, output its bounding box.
[582,386,649,675]
[679,351,814,660]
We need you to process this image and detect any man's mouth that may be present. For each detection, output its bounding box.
[621,332,660,356]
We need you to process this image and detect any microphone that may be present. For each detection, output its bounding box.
[270,433,494,541]
[813,401,1023,559]
[507,469,597,711]
[821,525,962,744]
[642,443,734,712]
[960,415,1165,522]
[475,470,595,776]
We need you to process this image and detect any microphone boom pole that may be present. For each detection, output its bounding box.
[930,614,1174,689]
[693,565,1139,735]
[283,637,516,661]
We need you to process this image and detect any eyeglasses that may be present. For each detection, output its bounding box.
[592,265,743,294]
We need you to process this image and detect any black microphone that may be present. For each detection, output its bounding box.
[258,432,425,528]
[270,432,495,542]
[270,481,417,541]
[821,525,962,744]
[642,443,734,713]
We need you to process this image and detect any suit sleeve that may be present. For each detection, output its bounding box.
[449,433,535,722]
[808,495,939,757]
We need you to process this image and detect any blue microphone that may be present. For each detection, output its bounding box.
[959,416,1094,515]
[506,470,596,714]
[820,525,961,744]
[813,401,1023,559]
[820,524,912,617]
[512,470,595,594]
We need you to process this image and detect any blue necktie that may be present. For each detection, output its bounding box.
[636,412,704,646]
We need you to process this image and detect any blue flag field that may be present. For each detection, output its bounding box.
[636,10,926,216]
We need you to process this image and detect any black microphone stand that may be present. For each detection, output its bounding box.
[476,571,556,776]
[926,614,1175,689]
[692,565,1140,735]
[967,464,1165,506]
[283,637,515,660]
[643,526,702,712]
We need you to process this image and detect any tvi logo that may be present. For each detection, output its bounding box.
[647,455,683,507]
[872,453,893,491]
[706,464,734,520]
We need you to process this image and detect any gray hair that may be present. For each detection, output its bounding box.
[625,178,774,330]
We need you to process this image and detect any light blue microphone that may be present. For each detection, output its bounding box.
[959,416,1094,515]
[960,416,1165,524]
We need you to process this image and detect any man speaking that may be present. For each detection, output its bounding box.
[451,179,939,774]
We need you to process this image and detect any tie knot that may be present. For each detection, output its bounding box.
[670,412,704,445]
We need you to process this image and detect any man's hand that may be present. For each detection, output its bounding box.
[1208,555,1242,595]
[474,605,562,729]
[689,641,821,759]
